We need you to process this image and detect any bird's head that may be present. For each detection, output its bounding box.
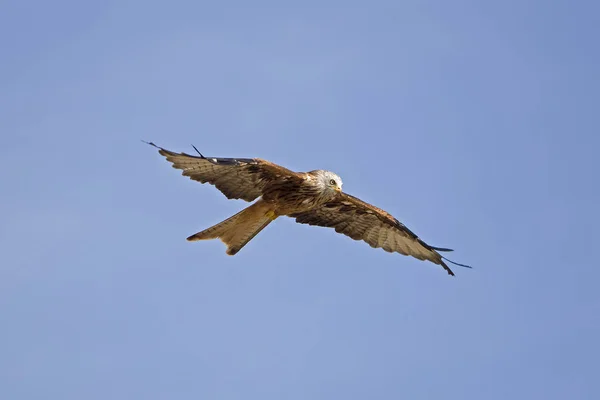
[312,170,343,195]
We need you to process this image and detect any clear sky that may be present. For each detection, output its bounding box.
[1,1,599,399]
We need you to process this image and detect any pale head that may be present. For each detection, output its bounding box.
[310,169,343,195]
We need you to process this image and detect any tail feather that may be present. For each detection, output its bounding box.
[187,200,276,255]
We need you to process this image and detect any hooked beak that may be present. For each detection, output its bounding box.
[335,186,342,192]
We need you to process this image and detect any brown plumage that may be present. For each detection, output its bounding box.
[146,142,469,276]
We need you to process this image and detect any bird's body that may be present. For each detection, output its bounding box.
[147,142,469,276]
[261,170,342,215]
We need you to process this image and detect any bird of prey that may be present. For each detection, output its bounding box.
[146,142,469,276]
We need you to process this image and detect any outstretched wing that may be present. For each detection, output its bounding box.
[290,192,457,275]
[147,142,297,201]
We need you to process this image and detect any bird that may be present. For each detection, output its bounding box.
[146,142,470,276]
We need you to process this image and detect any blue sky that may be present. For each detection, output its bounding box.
[1,0,599,399]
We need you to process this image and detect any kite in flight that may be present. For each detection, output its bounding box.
[146,142,470,276]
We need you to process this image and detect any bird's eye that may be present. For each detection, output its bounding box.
[329,179,336,185]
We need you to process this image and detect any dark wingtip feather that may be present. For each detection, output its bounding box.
[142,140,158,148]
[142,141,169,155]
[429,245,454,252]
[418,238,453,253]
[441,256,473,270]
[440,260,455,276]
[191,144,205,158]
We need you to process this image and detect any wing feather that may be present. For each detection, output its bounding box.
[147,142,297,201]
[290,192,455,275]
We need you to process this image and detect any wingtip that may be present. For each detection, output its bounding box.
[440,259,456,276]
[190,144,205,158]
[441,256,473,272]
[142,140,161,149]
[429,245,454,252]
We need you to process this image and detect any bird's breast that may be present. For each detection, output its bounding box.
[262,178,327,215]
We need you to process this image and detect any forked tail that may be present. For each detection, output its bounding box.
[187,200,277,255]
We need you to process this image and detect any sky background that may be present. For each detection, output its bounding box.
[1,0,599,399]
